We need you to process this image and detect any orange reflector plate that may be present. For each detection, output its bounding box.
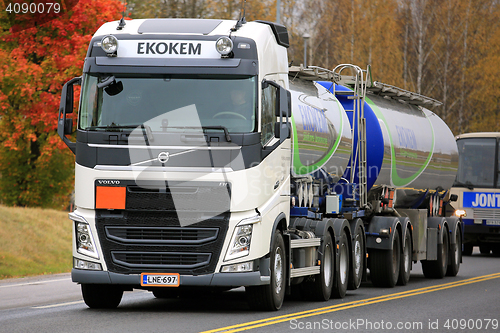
[95,186,126,209]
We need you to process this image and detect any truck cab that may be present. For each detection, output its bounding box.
[59,18,293,309]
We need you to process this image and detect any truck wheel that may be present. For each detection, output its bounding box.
[446,229,461,276]
[308,232,334,301]
[479,244,491,254]
[492,245,500,256]
[422,227,449,279]
[332,230,349,298]
[348,226,364,290]
[370,230,400,288]
[462,243,473,256]
[81,284,123,309]
[246,230,286,311]
[397,229,412,286]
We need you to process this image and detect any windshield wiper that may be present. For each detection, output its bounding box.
[87,124,154,142]
[163,125,232,142]
[454,180,474,190]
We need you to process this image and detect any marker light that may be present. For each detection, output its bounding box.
[215,36,233,56]
[101,35,118,54]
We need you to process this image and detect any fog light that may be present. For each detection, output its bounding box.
[215,36,233,56]
[101,35,118,54]
[221,261,253,273]
[74,258,102,271]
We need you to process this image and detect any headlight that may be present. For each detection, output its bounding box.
[215,36,233,56]
[224,215,260,261]
[455,209,467,217]
[75,222,99,259]
[101,35,118,54]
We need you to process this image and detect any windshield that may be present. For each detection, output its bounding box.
[78,74,257,133]
[455,138,497,188]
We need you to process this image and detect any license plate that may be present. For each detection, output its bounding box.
[141,273,180,287]
[486,220,500,226]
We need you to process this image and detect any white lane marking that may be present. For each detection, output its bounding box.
[0,277,71,289]
[33,300,84,309]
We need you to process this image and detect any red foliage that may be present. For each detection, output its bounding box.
[0,0,124,207]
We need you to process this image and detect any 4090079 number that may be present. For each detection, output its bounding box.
[5,2,61,14]
[444,319,498,330]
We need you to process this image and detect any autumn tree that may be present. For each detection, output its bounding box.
[0,0,123,208]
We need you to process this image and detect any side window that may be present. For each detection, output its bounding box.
[261,84,277,146]
[78,75,99,130]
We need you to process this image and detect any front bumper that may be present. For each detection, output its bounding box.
[72,268,270,287]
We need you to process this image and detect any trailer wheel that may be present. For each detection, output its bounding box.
[81,284,123,309]
[370,230,400,288]
[246,230,286,311]
[397,228,412,286]
[308,232,334,301]
[348,225,364,290]
[332,230,349,298]
[462,243,473,256]
[422,227,449,279]
[446,229,461,276]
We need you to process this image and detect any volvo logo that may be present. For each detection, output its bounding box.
[157,152,170,163]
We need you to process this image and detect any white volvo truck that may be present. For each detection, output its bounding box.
[58,18,462,310]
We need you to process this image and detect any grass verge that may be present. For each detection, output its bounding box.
[0,205,72,279]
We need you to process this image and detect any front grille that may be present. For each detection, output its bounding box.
[473,208,500,219]
[105,226,219,245]
[96,210,229,275]
[111,252,211,269]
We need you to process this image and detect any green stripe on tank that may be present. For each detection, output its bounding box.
[291,98,344,175]
[365,96,435,187]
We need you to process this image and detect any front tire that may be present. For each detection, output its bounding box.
[246,230,286,311]
[81,284,123,309]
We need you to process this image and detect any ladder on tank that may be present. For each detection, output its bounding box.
[332,64,370,209]
[287,64,370,208]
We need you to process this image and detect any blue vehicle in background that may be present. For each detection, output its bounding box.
[450,132,500,255]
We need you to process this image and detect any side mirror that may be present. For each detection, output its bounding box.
[64,118,73,135]
[276,88,291,118]
[274,122,291,140]
[58,76,81,154]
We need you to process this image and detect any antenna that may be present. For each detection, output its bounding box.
[231,0,247,32]
[116,0,127,30]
